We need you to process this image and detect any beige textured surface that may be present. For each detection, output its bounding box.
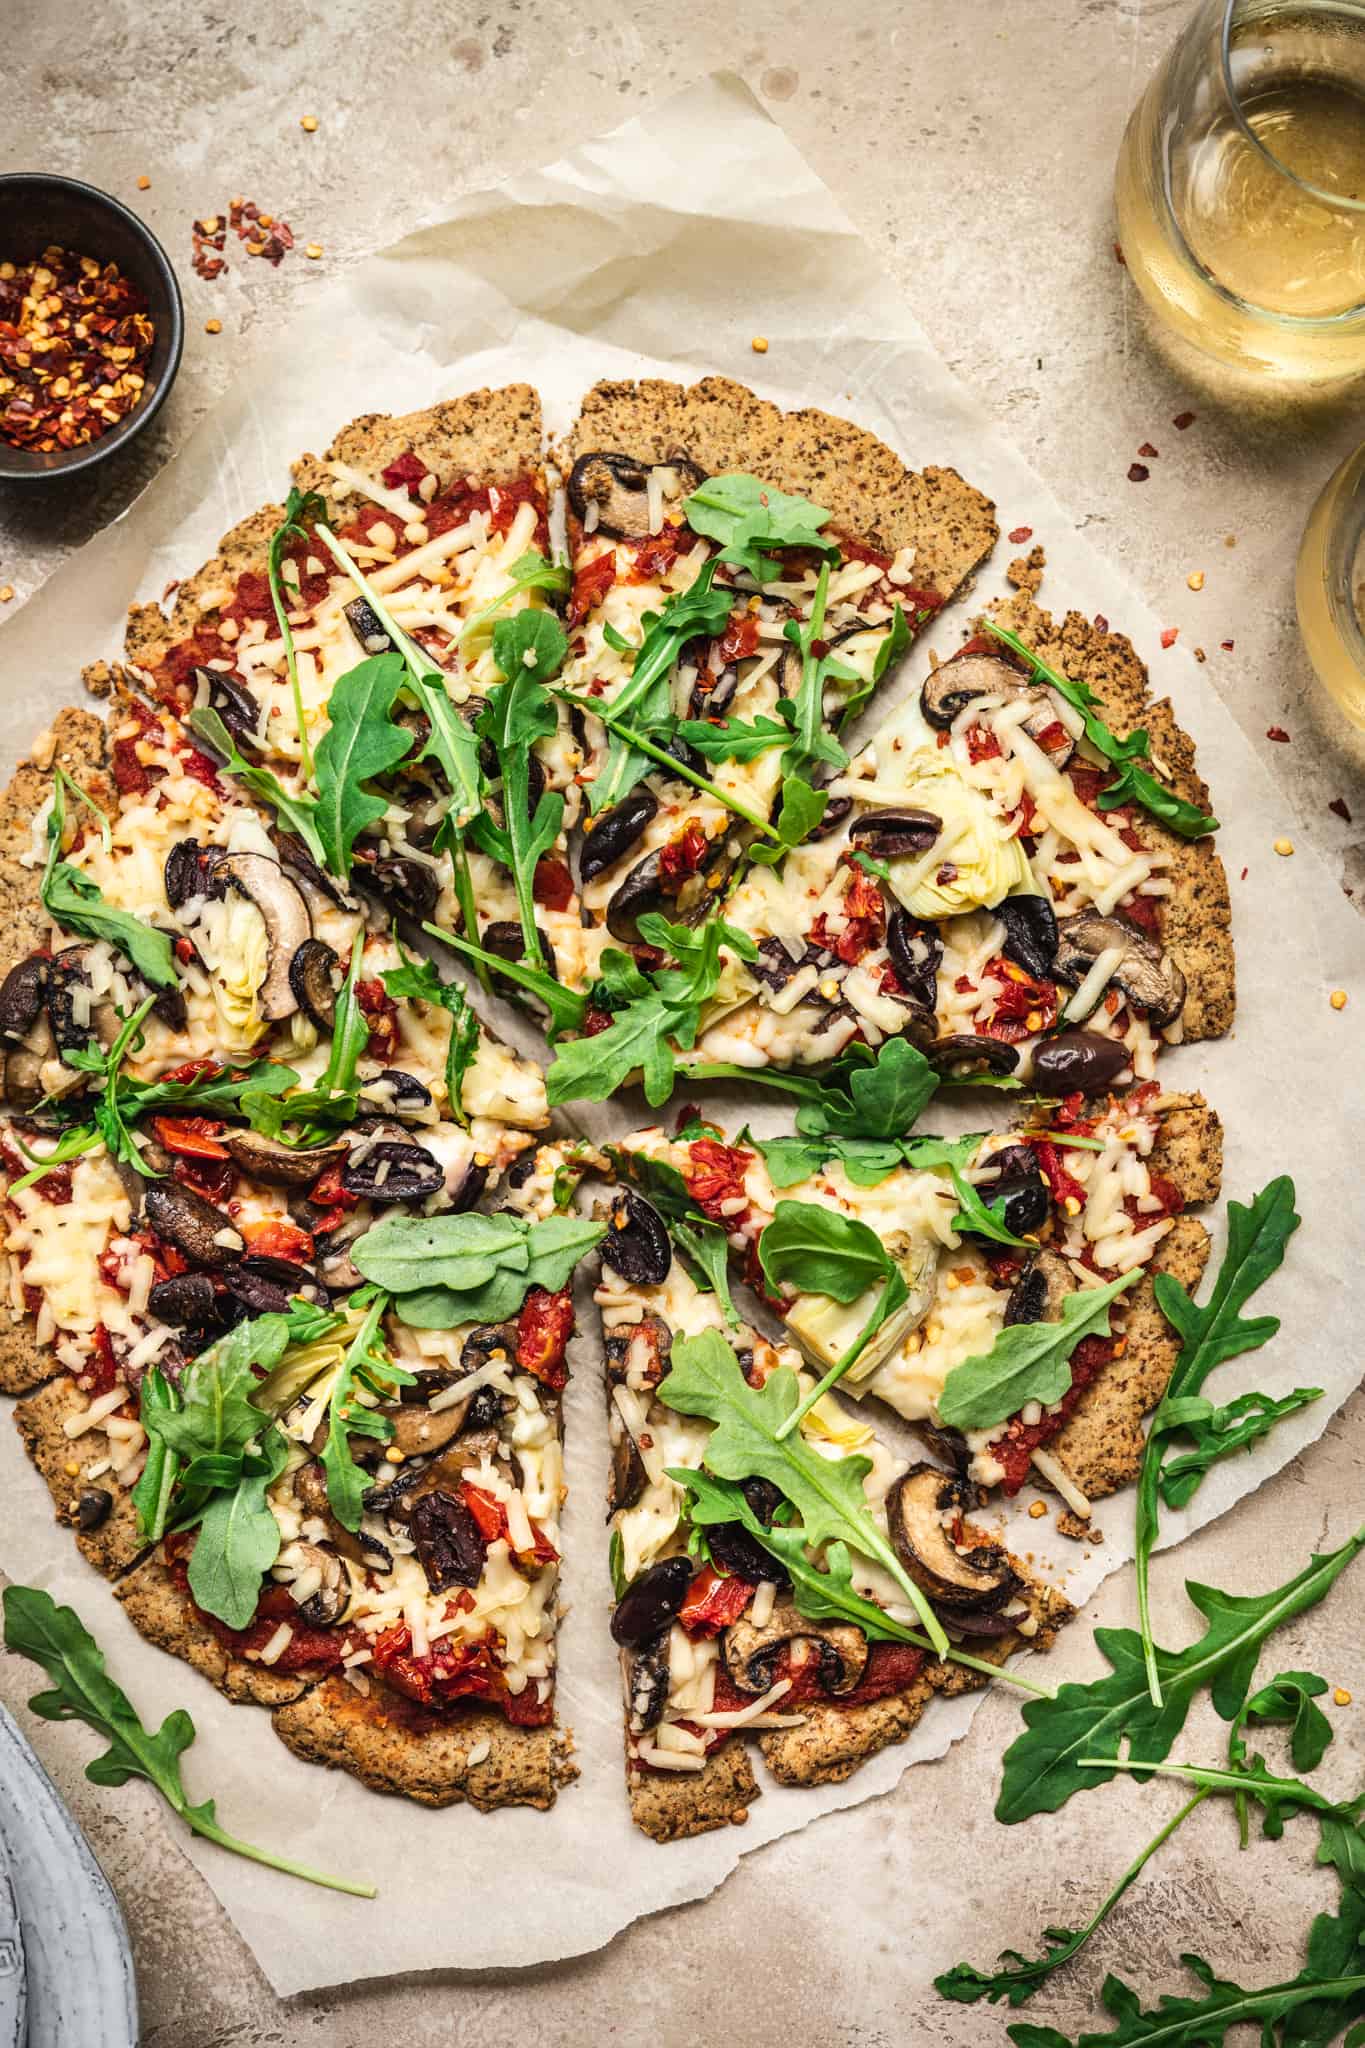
[1,3,1363,2043]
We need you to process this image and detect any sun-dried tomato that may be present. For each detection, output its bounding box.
[810,909,877,967]
[83,1325,120,1400]
[1029,1138,1086,1210]
[678,1565,755,1637]
[151,1116,230,1161]
[356,978,400,1061]
[1122,891,1162,937]
[658,821,709,887]
[626,526,687,583]
[532,856,574,911]
[567,550,616,627]
[981,956,1057,1043]
[174,1155,236,1203]
[369,1624,508,1713]
[241,1216,315,1263]
[0,246,155,454]
[987,1333,1114,1492]
[381,451,431,498]
[965,721,1003,764]
[583,1006,615,1037]
[714,607,761,664]
[842,856,885,927]
[516,1287,574,1391]
[308,1162,359,1212]
[683,1137,753,1221]
[110,698,162,795]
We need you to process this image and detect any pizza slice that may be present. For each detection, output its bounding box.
[611,1080,1222,1522]
[582,1189,1066,1842]
[689,598,1233,1090]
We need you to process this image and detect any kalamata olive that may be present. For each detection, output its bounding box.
[148,1272,227,1330]
[223,1258,313,1316]
[0,954,46,1041]
[579,787,659,888]
[190,665,260,743]
[163,837,219,910]
[707,1521,786,1585]
[1031,1029,1131,1096]
[462,1384,509,1434]
[449,1156,490,1214]
[886,909,943,1010]
[687,659,741,720]
[358,1069,434,1118]
[802,793,854,843]
[341,1141,445,1206]
[659,731,705,782]
[849,807,942,858]
[601,1190,672,1288]
[965,1143,1050,1239]
[996,894,1059,980]
[482,920,559,990]
[409,1490,488,1592]
[626,1635,672,1732]
[343,595,392,654]
[605,836,731,944]
[76,1486,113,1532]
[610,1431,648,1516]
[353,855,440,924]
[44,952,98,1053]
[929,1034,1020,1078]
[610,1554,694,1647]
[749,936,818,992]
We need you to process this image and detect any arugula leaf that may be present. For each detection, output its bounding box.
[797,1035,940,1141]
[491,607,568,684]
[746,1125,979,1192]
[1080,1752,1356,1841]
[759,1200,910,1433]
[584,558,734,812]
[189,1430,290,1628]
[3,1586,374,1896]
[995,1525,1365,1824]
[1159,1386,1323,1509]
[608,1145,739,1323]
[837,601,912,731]
[656,1329,949,1655]
[473,653,566,970]
[1226,1669,1335,1844]
[257,940,369,1139]
[937,1789,1210,2010]
[947,1161,1033,1248]
[267,487,327,782]
[42,776,178,992]
[381,951,480,1126]
[938,1270,1140,1432]
[674,713,791,762]
[1136,1177,1300,1707]
[682,473,839,583]
[773,560,851,790]
[746,772,830,866]
[458,549,570,647]
[981,619,1219,840]
[188,705,331,874]
[608,1526,628,1602]
[352,1211,603,1328]
[310,652,412,879]
[1004,1951,1365,2048]
[321,1293,412,1530]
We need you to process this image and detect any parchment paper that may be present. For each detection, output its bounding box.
[0,73,1360,1998]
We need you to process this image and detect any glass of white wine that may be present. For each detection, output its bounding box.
[1297,443,1365,724]
[1115,0,1365,383]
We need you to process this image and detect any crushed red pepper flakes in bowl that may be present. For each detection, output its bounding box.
[0,246,155,454]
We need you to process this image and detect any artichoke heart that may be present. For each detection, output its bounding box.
[785,1229,941,1384]
[883,752,1032,920]
[200,889,271,1053]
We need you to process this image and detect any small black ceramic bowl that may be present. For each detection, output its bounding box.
[0,173,183,481]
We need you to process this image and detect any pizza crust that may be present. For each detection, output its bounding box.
[113,1551,310,1706]
[628,1735,759,1844]
[988,592,1235,1044]
[272,1674,575,1812]
[557,375,998,604]
[12,1377,148,1576]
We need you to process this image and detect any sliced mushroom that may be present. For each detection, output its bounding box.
[278,1540,351,1627]
[224,1256,317,1316]
[920,651,1075,763]
[722,1598,868,1697]
[352,855,441,925]
[579,787,659,888]
[343,594,392,656]
[340,1140,445,1206]
[190,665,261,744]
[601,1190,672,1288]
[313,1217,367,1294]
[886,1464,1021,1612]
[148,1271,230,1331]
[605,834,731,944]
[143,1183,243,1270]
[1052,911,1186,1028]
[76,1486,113,1533]
[214,853,313,1023]
[567,452,706,539]
[996,895,1059,980]
[1005,1247,1080,1328]
[387,1400,476,1462]
[624,1636,672,1734]
[0,955,47,1043]
[220,1128,347,1188]
[276,835,355,913]
[803,793,854,844]
[288,939,340,1032]
[849,807,942,859]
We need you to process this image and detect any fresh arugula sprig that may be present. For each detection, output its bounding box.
[545,914,757,1109]
[747,1125,980,1192]
[937,1270,1141,1433]
[423,919,588,1040]
[1003,1948,1365,2048]
[3,1588,375,1897]
[685,1036,956,1136]
[1159,1386,1323,1511]
[320,1291,414,1531]
[381,951,480,1127]
[656,1329,951,1659]
[266,487,327,782]
[187,706,330,874]
[980,618,1219,840]
[469,616,569,970]
[1136,1177,1301,1708]
[673,712,791,763]
[351,1208,604,1329]
[995,1525,1365,1825]
[681,473,840,584]
[560,691,792,851]
[747,559,851,867]
[457,548,570,648]
[835,601,914,731]
[42,772,179,992]
[757,1201,909,1437]
[248,939,370,1142]
[675,1465,1050,1698]
[608,1145,740,1323]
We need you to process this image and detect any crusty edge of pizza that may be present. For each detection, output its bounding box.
[121,384,546,681]
[115,1551,311,1707]
[988,592,1235,1046]
[553,374,1000,606]
[272,1674,577,1813]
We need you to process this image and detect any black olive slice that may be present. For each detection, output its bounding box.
[601,1190,673,1288]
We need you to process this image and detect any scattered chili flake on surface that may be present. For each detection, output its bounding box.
[136,175,151,191]
[300,114,319,132]
[1093,613,1109,633]
[0,246,155,454]
[204,319,222,335]
[1194,646,1207,662]
[1187,569,1205,590]
[0,586,12,605]
[1330,990,1348,1011]
[1173,410,1196,429]
[1138,441,1159,459]
[1266,725,1290,742]
[1330,796,1353,823]
[1273,837,1294,857]
[1220,638,1235,651]
[751,335,769,353]
[1160,627,1178,648]
[1113,241,1126,264]
[1127,462,1150,482]
[1240,865,1249,880]
[1224,533,1237,547]
[1007,525,1033,544]
[193,199,298,279]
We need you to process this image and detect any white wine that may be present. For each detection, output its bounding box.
[1297,443,1365,727]
[1116,7,1365,383]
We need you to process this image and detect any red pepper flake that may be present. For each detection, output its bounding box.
[1173,410,1196,429]
[1007,525,1034,545]
[1137,441,1159,459]
[1093,613,1109,634]
[1113,242,1126,265]
[1160,627,1178,649]
[1266,726,1291,743]
[1127,463,1150,483]
[0,245,155,454]
[1330,796,1353,823]
[1240,866,1249,881]
[1220,639,1235,652]
[194,199,299,279]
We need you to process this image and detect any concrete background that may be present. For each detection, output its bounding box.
[2,3,1364,2042]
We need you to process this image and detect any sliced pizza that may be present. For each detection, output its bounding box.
[611,1081,1222,1521]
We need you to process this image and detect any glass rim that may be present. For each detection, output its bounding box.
[1219,0,1365,213]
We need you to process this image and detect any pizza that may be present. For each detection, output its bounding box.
[0,378,1235,1840]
